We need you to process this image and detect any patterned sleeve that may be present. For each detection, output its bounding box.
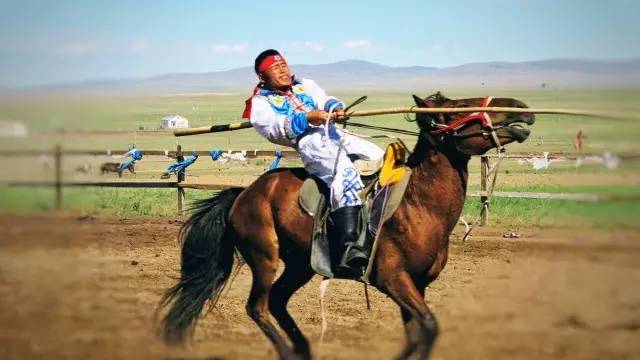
[249,96,308,146]
[301,78,345,112]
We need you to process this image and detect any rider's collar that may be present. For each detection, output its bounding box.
[259,76,301,96]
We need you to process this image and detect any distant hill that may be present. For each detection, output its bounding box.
[6,58,640,96]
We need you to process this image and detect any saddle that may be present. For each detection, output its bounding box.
[298,143,411,282]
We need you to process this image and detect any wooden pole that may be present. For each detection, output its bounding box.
[346,106,628,119]
[54,144,62,210]
[174,121,253,137]
[173,106,637,137]
[176,144,185,213]
[480,155,489,226]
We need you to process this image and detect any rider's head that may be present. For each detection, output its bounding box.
[255,49,292,89]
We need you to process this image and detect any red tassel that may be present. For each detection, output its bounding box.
[242,84,261,119]
[242,97,252,118]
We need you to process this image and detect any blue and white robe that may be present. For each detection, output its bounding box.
[248,78,384,210]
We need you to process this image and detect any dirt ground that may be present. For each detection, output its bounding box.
[0,213,638,360]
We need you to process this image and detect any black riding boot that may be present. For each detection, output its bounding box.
[330,205,368,277]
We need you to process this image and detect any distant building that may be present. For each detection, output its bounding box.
[160,114,189,129]
[0,121,28,137]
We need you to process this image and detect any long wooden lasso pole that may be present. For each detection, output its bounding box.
[173,107,635,137]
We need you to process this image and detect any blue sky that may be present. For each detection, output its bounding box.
[1,0,638,87]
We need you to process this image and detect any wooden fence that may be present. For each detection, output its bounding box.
[1,146,639,224]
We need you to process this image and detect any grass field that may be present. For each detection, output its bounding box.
[1,88,639,228]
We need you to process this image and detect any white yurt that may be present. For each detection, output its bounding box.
[160,114,189,129]
[0,121,28,137]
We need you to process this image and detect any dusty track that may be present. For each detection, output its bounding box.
[0,213,638,359]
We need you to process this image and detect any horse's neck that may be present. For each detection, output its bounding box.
[406,142,469,230]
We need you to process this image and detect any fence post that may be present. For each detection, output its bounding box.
[54,144,63,210]
[176,144,185,213]
[480,155,489,226]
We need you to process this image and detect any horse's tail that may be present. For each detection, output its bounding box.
[159,187,244,344]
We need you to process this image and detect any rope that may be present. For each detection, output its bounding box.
[364,283,371,310]
[318,278,331,354]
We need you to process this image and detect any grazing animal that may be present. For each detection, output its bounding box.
[100,162,135,178]
[160,92,535,359]
[573,129,584,154]
[74,163,92,173]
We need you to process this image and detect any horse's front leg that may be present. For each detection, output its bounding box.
[378,271,439,360]
[395,308,423,359]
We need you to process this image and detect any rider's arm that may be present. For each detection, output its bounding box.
[249,96,309,145]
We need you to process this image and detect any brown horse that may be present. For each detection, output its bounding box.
[160,92,535,359]
[100,161,135,178]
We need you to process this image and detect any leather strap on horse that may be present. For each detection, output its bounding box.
[419,96,506,241]
[428,96,505,153]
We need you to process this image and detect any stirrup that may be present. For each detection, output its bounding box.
[336,245,368,277]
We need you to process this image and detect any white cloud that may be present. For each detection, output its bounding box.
[129,37,152,54]
[56,42,99,56]
[210,43,248,54]
[303,41,325,52]
[431,43,443,52]
[343,39,372,49]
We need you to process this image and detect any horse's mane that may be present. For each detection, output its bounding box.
[406,91,457,167]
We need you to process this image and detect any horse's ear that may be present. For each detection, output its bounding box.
[412,94,427,107]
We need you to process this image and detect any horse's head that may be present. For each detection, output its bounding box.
[412,92,535,156]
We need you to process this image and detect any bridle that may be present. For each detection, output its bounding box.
[420,96,506,240]
[426,96,505,153]
[344,95,507,241]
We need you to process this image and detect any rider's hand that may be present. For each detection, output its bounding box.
[332,109,349,124]
[307,110,331,125]
[307,109,350,125]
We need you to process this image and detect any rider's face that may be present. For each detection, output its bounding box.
[261,61,292,89]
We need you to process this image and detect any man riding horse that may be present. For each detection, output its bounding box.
[242,49,384,276]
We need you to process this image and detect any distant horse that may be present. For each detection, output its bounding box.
[160,92,535,359]
[100,162,135,178]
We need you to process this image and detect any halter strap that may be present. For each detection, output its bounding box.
[429,96,504,152]
[430,96,493,136]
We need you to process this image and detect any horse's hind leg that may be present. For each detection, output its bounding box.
[269,261,315,359]
[241,241,297,359]
[379,272,438,360]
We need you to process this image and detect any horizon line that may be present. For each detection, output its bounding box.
[2,56,639,91]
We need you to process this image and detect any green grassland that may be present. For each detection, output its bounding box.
[1,88,639,228]
[2,88,640,153]
[1,186,638,229]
